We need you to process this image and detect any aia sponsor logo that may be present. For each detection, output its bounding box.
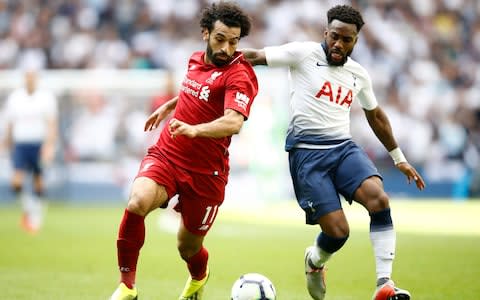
[315,81,353,108]
[234,92,250,110]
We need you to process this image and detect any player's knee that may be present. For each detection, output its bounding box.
[319,211,350,237]
[316,232,349,254]
[324,222,349,238]
[126,194,151,216]
[11,184,22,196]
[34,189,44,198]
[365,191,389,213]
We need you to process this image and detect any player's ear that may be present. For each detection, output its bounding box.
[353,35,359,45]
[202,29,209,41]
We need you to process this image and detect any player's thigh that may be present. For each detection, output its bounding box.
[289,148,342,225]
[176,172,226,236]
[28,143,42,175]
[12,144,28,172]
[334,142,382,202]
[130,151,180,215]
[128,176,169,216]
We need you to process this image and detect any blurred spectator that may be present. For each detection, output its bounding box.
[65,90,119,161]
[150,70,176,112]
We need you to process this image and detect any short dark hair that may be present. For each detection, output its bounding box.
[327,5,365,32]
[199,1,252,38]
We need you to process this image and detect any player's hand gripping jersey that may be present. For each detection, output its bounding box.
[156,51,258,177]
[265,41,378,150]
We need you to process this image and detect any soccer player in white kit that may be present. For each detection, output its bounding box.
[3,70,58,233]
[242,5,425,300]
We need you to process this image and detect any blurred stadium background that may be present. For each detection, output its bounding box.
[0,0,479,203]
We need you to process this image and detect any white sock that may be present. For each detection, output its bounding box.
[21,193,44,229]
[310,245,332,268]
[20,192,32,211]
[370,228,396,280]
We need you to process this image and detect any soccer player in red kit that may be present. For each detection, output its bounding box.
[109,2,257,300]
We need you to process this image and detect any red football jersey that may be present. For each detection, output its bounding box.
[155,51,258,178]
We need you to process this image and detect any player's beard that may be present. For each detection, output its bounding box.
[326,46,352,66]
[206,42,233,67]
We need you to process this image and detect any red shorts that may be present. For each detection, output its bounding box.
[136,150,227,236]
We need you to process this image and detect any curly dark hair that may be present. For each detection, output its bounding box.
[327,5,365,32]
[199,1,251,38]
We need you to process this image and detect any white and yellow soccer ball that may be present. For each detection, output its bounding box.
[230,273,277,300]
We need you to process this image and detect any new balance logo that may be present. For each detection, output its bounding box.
[141,162,154,172]
[198,224,210,231]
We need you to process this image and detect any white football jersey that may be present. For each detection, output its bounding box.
[4,88,57,143]
[264,41,378,149]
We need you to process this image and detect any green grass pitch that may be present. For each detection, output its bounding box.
[0,199,479,299]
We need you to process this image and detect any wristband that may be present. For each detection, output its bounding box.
[389,147,407,165]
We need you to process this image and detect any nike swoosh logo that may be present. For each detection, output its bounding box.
[316,62,328,67]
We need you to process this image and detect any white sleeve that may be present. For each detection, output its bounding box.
[264,42,313,67]
[357,71,378,110]
[43,91,58,118]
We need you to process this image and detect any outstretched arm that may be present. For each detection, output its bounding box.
[241,48,267,66]
[364,106,426,190]
[144,96,178,131]
[364,106,397,151]
[168,109,244,139]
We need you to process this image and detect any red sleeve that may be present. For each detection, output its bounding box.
[224,65,258,120]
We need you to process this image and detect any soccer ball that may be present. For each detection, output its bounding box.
[230,273,277,300]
